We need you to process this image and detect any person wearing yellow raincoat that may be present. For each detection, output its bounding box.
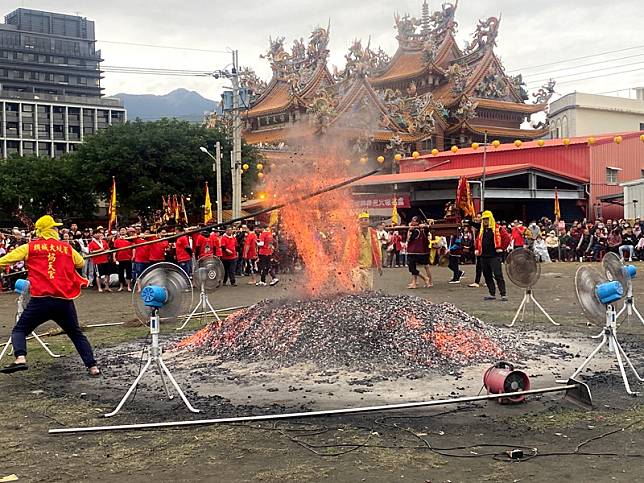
[0,215,99,376]
[350,212,382,290]
[474,210,507,301]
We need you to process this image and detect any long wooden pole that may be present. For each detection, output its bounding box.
[83,169,382,259]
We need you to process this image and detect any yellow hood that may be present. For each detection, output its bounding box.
[479,210,496,236]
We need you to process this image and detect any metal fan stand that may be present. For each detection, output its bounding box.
[0,294,61,361]
[105,307,200,417]
[177,280,220,330]
[508,288,560,328]
[557,304,643,396]
[616,287,644,327]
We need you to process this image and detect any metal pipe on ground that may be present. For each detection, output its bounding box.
[48,379,591,435]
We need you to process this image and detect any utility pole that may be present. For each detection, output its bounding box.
[481,131,488,212]
[215,141,222,224]
[231,49,242,219]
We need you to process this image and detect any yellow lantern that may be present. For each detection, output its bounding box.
[359,156,368,165]
[377,155,385,164]
[431,148,439,156]
[257,172,265,179]
[242,163,250,170]
[563,138,570,146]
[394,153,403,162]
[514,139,522,148]
[450,145,458,153]
[471,142,479,150]
[587,137,596,145]
[537,139,545,147]
[492,140,501,148]
[640,134,644,142]
[614,135,623,144]
[412,151,420,158]
[256,162,264,171]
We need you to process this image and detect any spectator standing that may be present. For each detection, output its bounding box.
[220,227,238,286]
[113,228,134,291]
[174,226,193,276]
[149,229,169,266]
[387,230,403,267]
[475,210,507,301]
[132,229,151,282]
[243,226,259,284]
[257,225,279,286]
[88,231,111,293]
[376,224,390,266]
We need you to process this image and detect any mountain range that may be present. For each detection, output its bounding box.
[112,88,220,122]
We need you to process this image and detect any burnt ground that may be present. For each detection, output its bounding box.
[1,262,643,482]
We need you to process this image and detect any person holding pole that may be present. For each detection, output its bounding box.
[0,215,99,376]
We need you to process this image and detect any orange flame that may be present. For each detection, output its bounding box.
[266,148,363,295]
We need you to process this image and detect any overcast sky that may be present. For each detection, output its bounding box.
[5,0,644,102]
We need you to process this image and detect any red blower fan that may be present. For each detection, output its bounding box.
[483,361,530,404]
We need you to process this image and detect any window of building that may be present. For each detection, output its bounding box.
[78,77,87,85]
[0,50,7,58]
[640,122,644,131]
[641,169,644,178]
[606,167,620,185]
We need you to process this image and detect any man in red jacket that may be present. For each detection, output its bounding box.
[88,230,111,293]
[220,226,238,286]
[174,226,193,276]
[207,230,222,258]
[257,225,279,286]
[0,215,99,376]
[149,229,169,265]
[113,227,134,292]
[242,226,259,285]
[132,228,151,281]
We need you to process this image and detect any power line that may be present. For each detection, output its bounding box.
[98,39,229,54]
[507,44,644,73]
[529,67,644,88]
[526,60,644,86]
[521,52,644,78]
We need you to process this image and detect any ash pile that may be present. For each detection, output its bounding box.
[176,293,520,374]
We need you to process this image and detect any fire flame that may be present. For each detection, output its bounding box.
[266,147,362,295]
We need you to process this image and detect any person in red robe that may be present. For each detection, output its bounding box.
[0,215,99,376]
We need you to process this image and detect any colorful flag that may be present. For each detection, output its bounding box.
[269,208,279,227]
[455,176,475,218]
[204,182,213,224]
[107,176,117,232]
[181,195,189,224]
[554,187,561,220]
[391,196,400,225]
[173,195,180,222]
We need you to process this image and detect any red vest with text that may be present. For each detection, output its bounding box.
[27,239,88,299]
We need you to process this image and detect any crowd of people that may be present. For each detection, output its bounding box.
[375,215,644,269]
[1,213,642,296]
[0,222,291,292]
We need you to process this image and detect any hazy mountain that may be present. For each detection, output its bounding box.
[112,88,220,122]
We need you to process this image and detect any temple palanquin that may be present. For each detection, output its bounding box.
[241,1,555,165]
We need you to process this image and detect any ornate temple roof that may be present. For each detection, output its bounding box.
[241,1,555,151]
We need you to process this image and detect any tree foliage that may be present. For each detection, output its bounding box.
[0,153,94,224]
[0,118,261,225]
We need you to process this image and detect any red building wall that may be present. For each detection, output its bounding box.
[589,134,644,220]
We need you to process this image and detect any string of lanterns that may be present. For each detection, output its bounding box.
[242,134,643,179]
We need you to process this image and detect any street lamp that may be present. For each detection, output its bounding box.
[199,144,223,224]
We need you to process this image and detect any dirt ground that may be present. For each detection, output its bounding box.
[1,262,643,482]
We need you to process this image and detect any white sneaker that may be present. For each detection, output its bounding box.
[269,278,280,286]
[255,281,267,286]
[468,282,480,288]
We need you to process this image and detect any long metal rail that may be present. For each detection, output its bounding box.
[49,380,591,435]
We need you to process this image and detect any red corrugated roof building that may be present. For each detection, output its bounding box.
[352,131,644,221]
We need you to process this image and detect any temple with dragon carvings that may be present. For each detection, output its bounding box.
[233,1,556,168]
